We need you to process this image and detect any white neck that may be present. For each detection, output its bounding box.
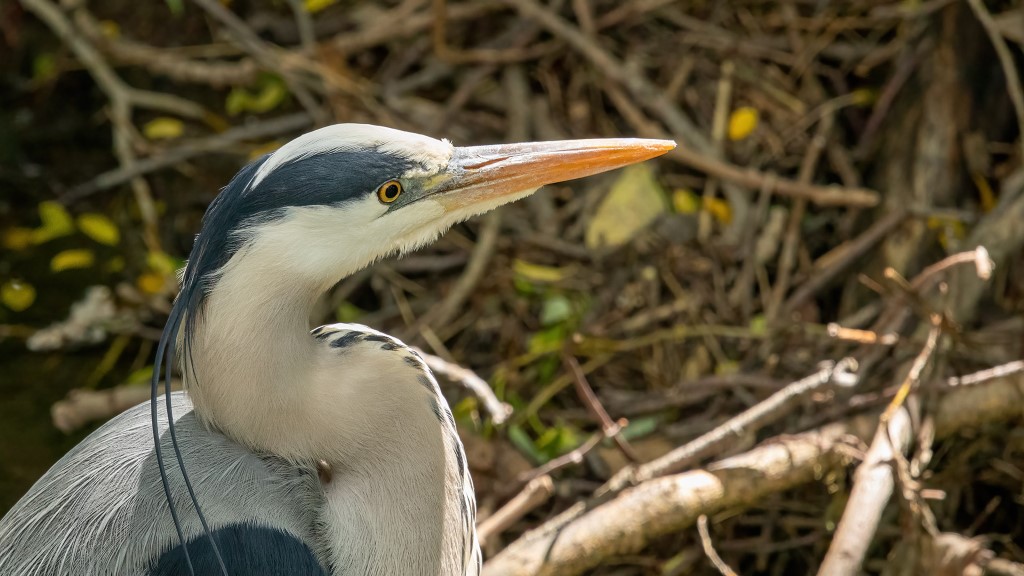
[186,245,477,575]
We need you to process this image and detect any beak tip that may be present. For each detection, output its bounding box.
[635,138,676,159]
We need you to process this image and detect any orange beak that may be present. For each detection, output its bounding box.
[433,138,676,211]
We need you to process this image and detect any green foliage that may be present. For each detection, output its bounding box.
[226,74,289,116]
[539,294,573,326]
[32,53,57,83]
[507,420,583,465]
[164,0,184,16]
[507,424,546,464]
[335,301,364,323]
[124,365,155,386]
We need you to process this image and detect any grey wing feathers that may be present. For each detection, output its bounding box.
[0,392,328,575]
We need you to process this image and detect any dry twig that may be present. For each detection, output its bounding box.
[477,475,554,547]
[817,315,943,576]
[413,347,511,424]
[697,515,739,576]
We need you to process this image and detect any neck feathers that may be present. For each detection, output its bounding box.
[310,325,479,575]
[187,269,480,576]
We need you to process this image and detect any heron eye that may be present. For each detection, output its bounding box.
[377,180,403,204]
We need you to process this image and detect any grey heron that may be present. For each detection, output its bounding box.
[0,124,674,575]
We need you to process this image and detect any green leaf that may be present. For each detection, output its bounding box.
[715,360,740,376]
[452,396,478,424]
[106,256,125,273]
[335,301,364,323]
[226,74,289,116]
[526,325,569,356]
[535,424,581,461]
[507,424,547,464]
[512,277,536,296]
[164,0,184,16]
[749,314,767,336]
[539,294,573,326]
[513,259,570,285]
[33,53,57,83]
[124,365,155,386]
[536,356,559,383]
[620,415,660,441]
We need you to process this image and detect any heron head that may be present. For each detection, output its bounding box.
[185,124,674,300]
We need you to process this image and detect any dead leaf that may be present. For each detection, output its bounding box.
[585,164,667,251]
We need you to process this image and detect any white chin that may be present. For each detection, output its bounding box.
[447,187,540,223]
[394,187,539,255]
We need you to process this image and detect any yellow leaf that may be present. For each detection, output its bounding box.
[715,360,740,376]
[98,20,121,39]
[143,117,185,140]
[850,88,877,107]
[32,201,74,244]
[671,188,700,214]
[3,227,35,251]
[674,189,730,223]
[585,164,667,250]
[1,280,36,312]
[727,106,759,141]
[304,0,338,13]
[749,314,767,336]
[702,196,732,224]
[926,216,966,251]
[77,213,121,246]
[513,260,569,284]
[51,249,95,272]
[137,272,167,295]
[146,251,180,275]
[972,173,997,213]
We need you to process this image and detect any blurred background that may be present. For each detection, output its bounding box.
[1,0,1023,574]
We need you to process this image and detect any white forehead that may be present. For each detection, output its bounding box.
[249,123,454,190]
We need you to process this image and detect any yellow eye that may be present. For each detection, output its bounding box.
[377,180,403,204]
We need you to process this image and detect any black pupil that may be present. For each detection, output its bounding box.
[384,183,399,198]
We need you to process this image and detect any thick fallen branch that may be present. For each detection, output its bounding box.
[482,419,857,576]
[482,367,1024,576]
[51,380,181,434]
[602,358,858,493]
